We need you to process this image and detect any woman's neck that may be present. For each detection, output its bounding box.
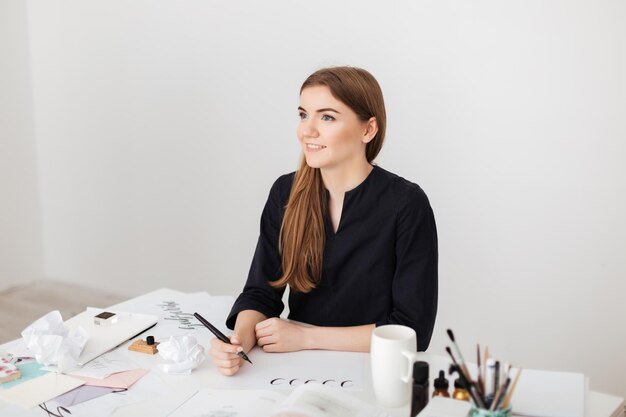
[320,161,374,196]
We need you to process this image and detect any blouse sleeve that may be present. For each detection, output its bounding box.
[226,178,287,330]
[376,186,438,351]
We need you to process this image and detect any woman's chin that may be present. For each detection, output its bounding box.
[304,156,326,169]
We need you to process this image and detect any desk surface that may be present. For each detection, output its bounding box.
[0,288,624,417]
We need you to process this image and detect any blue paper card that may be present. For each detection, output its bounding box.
[1,361,48,390]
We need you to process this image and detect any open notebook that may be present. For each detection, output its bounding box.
[168,384,389,417]
[65,307,158,366]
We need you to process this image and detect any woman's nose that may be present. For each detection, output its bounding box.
[300,119,319,138]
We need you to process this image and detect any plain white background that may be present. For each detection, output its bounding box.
[1,0,625,398]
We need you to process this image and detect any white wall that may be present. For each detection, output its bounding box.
[0,0,42,290]
[22,0,626,397]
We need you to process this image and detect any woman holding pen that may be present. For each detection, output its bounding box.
[209,66,438,376]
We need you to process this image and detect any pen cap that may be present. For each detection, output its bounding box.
[434,370,449,390]
[413,361,429,383]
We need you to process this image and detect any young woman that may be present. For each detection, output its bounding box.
[210,66,438,376]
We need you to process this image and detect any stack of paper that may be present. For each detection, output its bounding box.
[511,368,587,417]
[0,373,84,409]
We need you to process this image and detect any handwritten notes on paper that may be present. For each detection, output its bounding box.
[58,349,139,379]
[214,349,367,392]
[158,300,204,331]
[107,289,235,344]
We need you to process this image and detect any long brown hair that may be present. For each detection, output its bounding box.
[271,66,387,293]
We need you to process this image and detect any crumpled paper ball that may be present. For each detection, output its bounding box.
[21,310,88,372]
[157,334,205,375]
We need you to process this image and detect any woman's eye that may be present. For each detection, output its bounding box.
[298,112,308,120]
[321,114,335,121]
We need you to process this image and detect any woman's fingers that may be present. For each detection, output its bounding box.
[209,348,240,360]
[255,319,281,339]
[254,319,271,331]
[255,317,279,332]
[256,328,274,340]
[257,334,277,347]
[218,365,240,376]
[209,334,246,376]
[212,356,242,369]
[262,343,280,353]
[210,337,242,354]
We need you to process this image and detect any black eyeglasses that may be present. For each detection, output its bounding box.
[38,403,71,417]
[37,388,127,416]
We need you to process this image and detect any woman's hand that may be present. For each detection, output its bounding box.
[255,318,309,352]
[208,334,244,376]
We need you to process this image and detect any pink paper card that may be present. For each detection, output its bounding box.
[72,368,149,389]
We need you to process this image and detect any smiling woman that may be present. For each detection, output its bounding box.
[209,66,438,377]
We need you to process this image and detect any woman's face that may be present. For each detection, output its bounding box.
[297,85,374,171]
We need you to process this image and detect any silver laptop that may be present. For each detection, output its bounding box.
[65,307,158,366]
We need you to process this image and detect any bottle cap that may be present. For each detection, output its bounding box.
[412,361,429,383]
[454,377,466,389]
[146,336,155,345]
[434,370,449,390]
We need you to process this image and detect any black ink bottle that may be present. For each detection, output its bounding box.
[410,361,429,417]
[433,370,450,398]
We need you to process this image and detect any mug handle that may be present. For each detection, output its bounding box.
[400,350,419,383]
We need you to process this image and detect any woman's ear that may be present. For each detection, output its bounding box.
[362,117,378,144]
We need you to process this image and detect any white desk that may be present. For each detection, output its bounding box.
[0,289,624,417]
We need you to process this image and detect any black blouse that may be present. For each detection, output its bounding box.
[226,165,438,351]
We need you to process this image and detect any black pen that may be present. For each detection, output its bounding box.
[193,312,252,364]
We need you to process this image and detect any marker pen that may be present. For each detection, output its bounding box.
[485,358,496,408]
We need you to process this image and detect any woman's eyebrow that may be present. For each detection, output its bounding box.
[298,106,341,114]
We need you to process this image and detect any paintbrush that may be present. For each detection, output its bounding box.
[477,344,485,394]
[501,368,522,408]
[446,330,474,386]
[489,364,511,412]
[446,346,486,408]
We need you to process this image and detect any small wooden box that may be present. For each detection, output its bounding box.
[128,339,159,355]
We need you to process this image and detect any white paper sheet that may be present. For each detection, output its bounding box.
[168,389,285,417]
[213,348,367,391]
[0,372,84,409]
[418,396,472,417]
[0,403,44,417]
[275,384,390,417]
[167,385,388,417]
[54,349,140,379]
[107,288,234,344]
[110,388,198,417]
[510,368,586,417]
[48,369,170,417]
[0,339,32,360]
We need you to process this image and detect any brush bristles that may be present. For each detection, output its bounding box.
[447,329,455,342]
[445,346,458,364]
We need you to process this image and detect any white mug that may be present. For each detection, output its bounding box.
[370,325,426,408]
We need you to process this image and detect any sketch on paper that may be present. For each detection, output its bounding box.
[158,300,205,330]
